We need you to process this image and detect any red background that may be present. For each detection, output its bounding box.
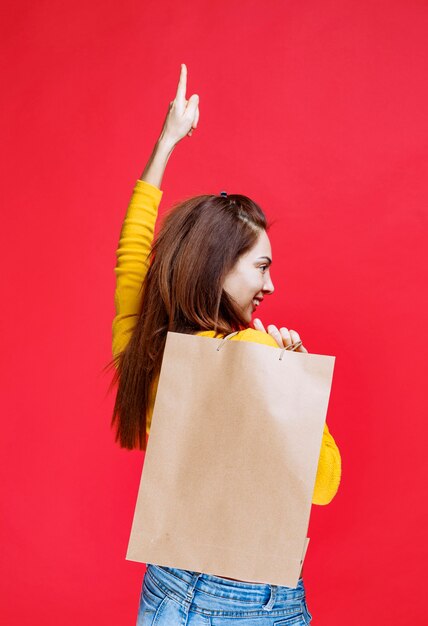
[1,1,427,624]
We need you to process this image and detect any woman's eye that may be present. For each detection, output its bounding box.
[259,265,268,272]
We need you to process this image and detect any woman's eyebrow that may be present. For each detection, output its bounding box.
[256,256,272,264]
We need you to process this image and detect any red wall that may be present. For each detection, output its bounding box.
[1,1,426,624]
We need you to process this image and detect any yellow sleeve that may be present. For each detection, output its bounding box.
[312,421,342,505]
[112,179,163,360]
[235,328,342,505]
[232,327,279,347]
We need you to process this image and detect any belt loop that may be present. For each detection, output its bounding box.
[262,584,278,611]
[183,572,202,612]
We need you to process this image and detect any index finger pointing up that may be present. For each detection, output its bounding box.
[175,63,187,102]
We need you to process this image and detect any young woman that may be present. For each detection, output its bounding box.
[110,63,341,626]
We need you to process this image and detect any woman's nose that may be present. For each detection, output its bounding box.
[264,275,274,295]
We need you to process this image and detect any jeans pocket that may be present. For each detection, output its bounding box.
[273,616,306,626]
[137,597,170,626]
[137,571,169,625]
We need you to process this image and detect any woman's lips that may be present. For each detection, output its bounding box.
[251,298,262,312]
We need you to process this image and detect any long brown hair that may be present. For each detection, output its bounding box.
[108,192,270,450]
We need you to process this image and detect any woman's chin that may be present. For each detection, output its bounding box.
[239,304,254,325]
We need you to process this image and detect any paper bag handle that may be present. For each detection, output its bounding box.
[216,331,303,359]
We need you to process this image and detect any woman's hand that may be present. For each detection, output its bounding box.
[253,318,309,352]
[140,64,199,187]
[159,63,200,147]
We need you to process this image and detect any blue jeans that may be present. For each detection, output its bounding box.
[137,564,313,625]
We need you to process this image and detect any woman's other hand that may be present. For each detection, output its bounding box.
[159,63,200,147]
[253,318,309,352]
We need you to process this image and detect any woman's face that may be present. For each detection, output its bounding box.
[222,229,275,324]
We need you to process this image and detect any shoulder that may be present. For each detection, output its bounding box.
[233,328,279,348]
[195,328,279,348]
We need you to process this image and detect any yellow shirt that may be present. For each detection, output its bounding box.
[112,179,342,505]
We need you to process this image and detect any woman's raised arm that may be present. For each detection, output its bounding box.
[112,64,200,360]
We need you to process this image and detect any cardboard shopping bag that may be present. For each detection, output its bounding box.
[126,330,335,587]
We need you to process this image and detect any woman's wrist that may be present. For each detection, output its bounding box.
[156,132,176,154]
[139,134,176,189]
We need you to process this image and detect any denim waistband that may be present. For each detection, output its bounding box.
[146,563,305,612]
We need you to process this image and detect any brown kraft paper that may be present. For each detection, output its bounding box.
[126,331,335,587]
